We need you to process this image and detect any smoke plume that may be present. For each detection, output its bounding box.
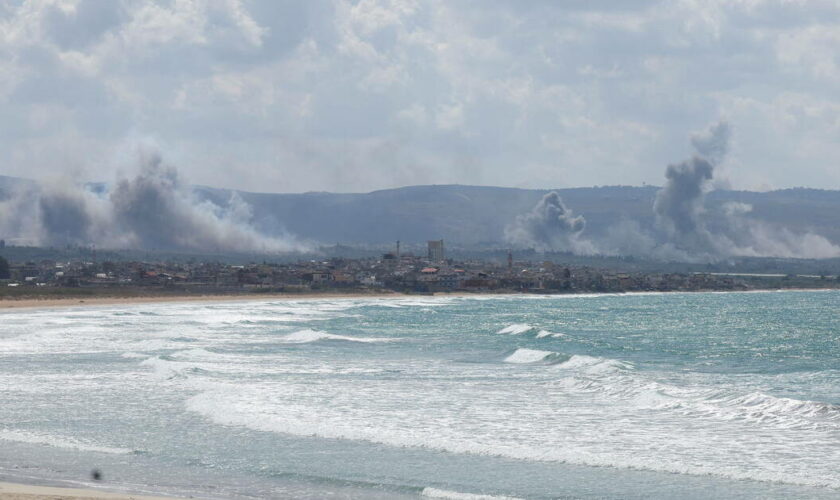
[690,121,730,166]
[0,152,306,253]
[652,156,717,253]
[505,191,596,254]
[645,120,840,260]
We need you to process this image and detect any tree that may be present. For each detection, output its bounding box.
[0,255,9,280]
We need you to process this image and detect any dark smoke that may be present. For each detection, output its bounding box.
[505,191,595,254]
[652,156,716,253]
[643,120,840,260]
[37,184,107,246]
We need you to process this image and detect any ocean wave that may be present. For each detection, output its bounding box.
[169,348,232,361]
[652,390,840,431]
[277,329,396,344]
[185,387,840,489]
[0,428,132,455]
[553,362,840,431]
[503,348,568,365]
[421,487,523,500]
[553,354,633,375]
[139,356,197,380]
[496,324,534,335]
[120,352,148,359]
[535,330,564,338]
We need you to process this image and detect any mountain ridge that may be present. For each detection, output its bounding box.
[2,174,839,248]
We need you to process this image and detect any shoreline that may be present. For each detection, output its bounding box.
[0,481,174,500]
[0,290,418,310]
[0,287,836,311]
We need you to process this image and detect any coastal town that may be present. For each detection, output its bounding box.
[1,240,837,298]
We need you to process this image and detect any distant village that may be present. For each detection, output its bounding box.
[3,238,837,297]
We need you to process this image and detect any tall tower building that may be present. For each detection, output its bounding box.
[428,240,444,262]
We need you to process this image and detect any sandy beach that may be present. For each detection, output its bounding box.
[0,291,419,310]
[0,288,833,311]
[0,481,174,500]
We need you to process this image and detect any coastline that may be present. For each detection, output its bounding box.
[0,481,174,500]
[0,287,836,311]
[0,290,415,310]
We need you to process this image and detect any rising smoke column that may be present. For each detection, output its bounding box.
[505,191,596,254]
[652,156,719,254]
[690,121,730,166]
[648,120,840,259]
[652,120,733,257]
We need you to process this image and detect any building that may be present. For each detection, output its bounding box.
[428,240,444,262]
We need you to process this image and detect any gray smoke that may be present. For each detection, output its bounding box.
[37,182,114,246]
[505,191,596,254]
[652,156,717,254]
[690,121,730,166]
[0,185,41,246]
[0,152,306,253]
[645,120,840,260]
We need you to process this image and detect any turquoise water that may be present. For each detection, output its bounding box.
[1,291,839,499]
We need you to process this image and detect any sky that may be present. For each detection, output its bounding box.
[0,0,838,194]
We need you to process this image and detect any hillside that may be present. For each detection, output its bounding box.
[3,175,840,248]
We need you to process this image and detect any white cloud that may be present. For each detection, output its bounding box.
[0,0,838,193]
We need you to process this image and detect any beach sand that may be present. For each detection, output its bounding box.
[0,291,419,310]
[0,481,174,500]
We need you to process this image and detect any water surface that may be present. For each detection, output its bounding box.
[1,291,839,499]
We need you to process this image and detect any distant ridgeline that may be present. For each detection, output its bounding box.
[199,183,840,248]
[2,174,840,262]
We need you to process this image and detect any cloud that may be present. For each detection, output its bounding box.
[0,1,839,192]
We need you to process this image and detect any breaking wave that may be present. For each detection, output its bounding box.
[277,329,396,344]
[0,428,132,455]
[503,348,568,365]
[496,324,534,335]
[421,487,523,500]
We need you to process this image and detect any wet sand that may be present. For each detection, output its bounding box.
[0,481,174,500]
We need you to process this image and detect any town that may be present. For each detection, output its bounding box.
[2,239,838,298]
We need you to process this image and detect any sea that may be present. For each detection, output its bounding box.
[1,290,839,499]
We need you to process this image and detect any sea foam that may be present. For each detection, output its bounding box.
[0,429,132,455]
[496,324,534,335]
[421,487,523,500]
[277,329,395,344]
[504,348,565,364]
